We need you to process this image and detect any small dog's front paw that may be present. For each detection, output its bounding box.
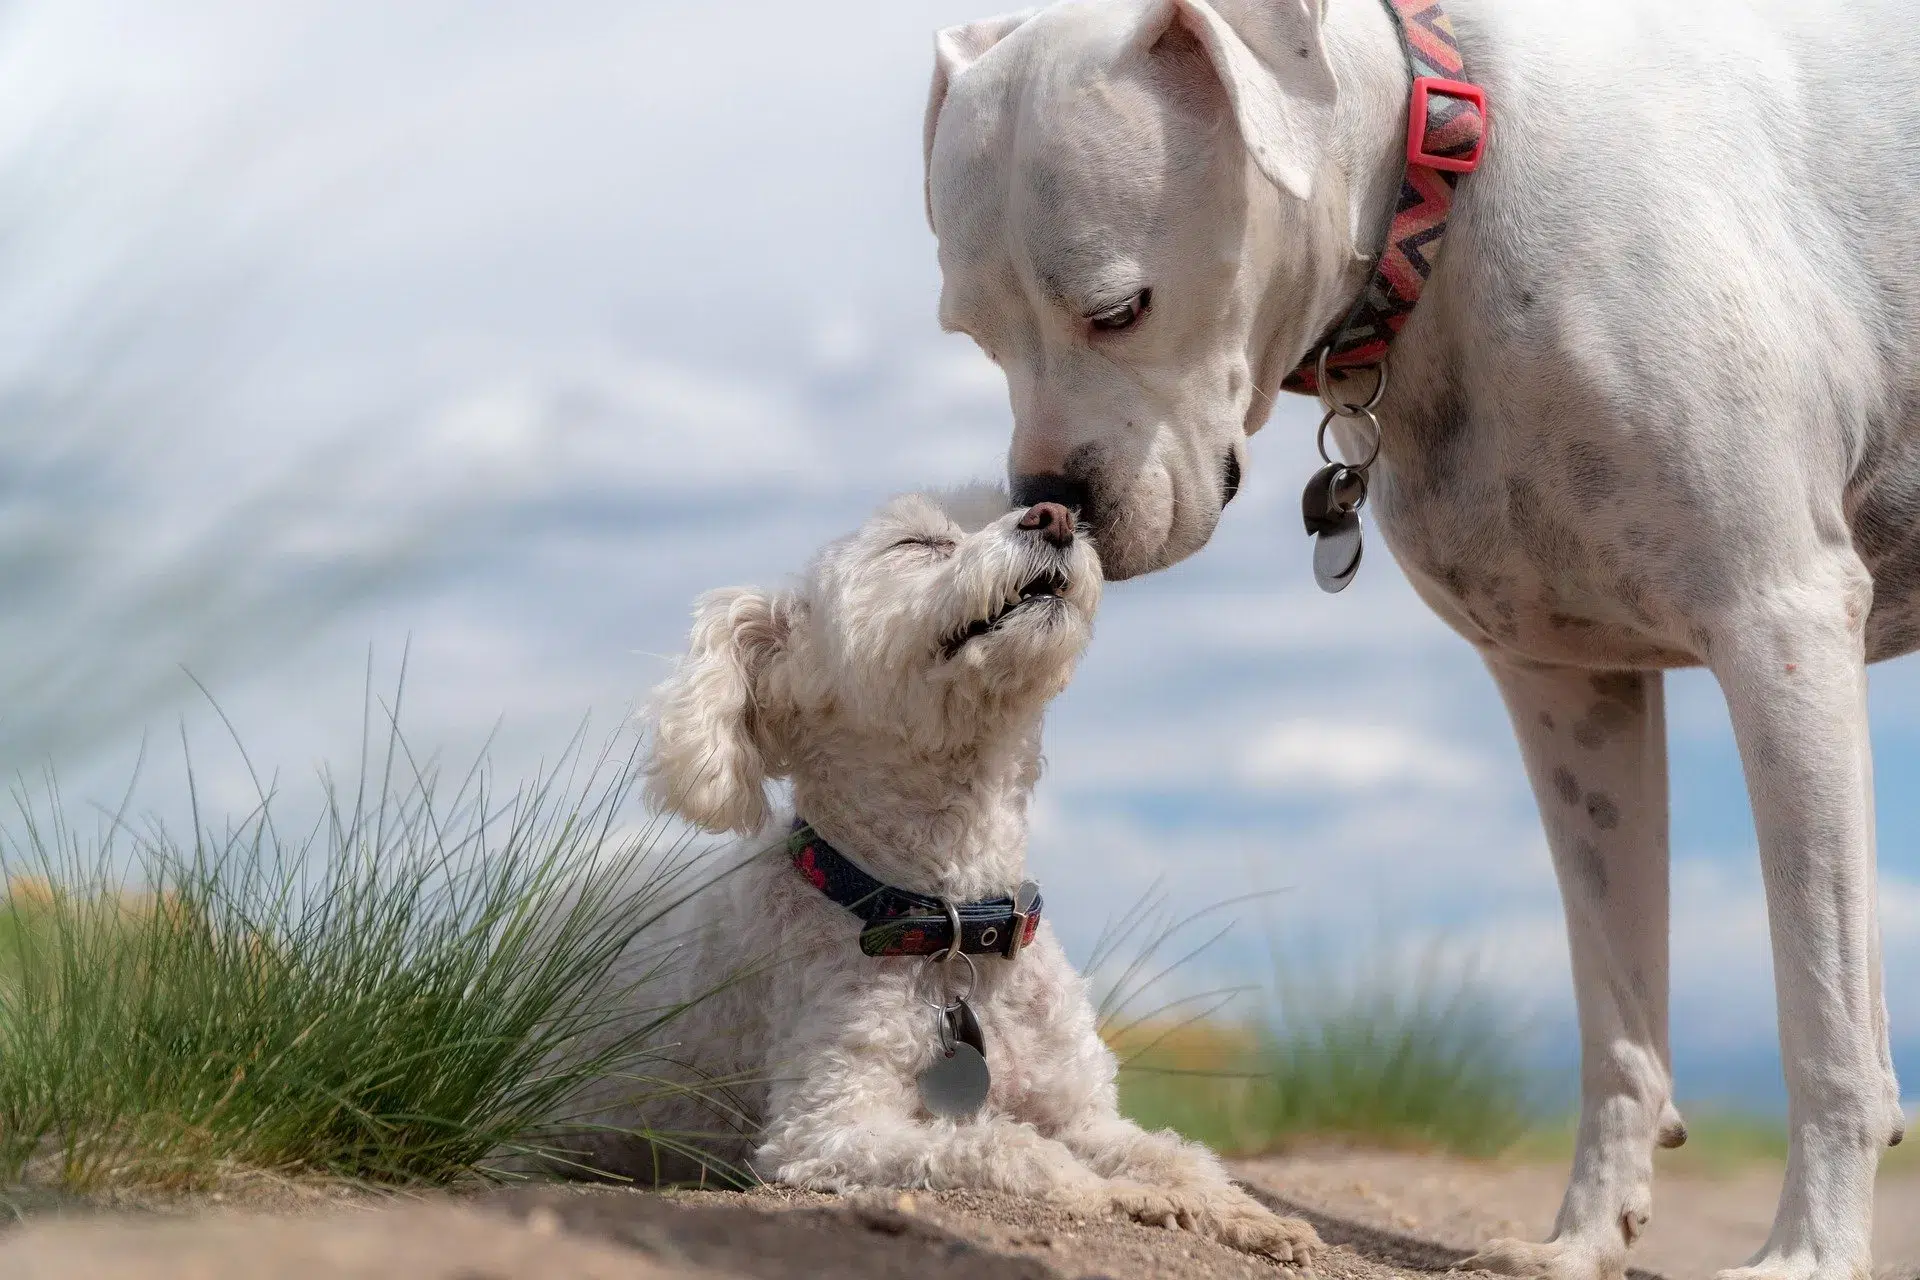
[1224,1208,1321,1265]
[1197,1191,1321,1265]
[1090,1182,1319,1266]
[1092,1179,1185,1229]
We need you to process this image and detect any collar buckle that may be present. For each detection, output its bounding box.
[1407,76,1488,174]
[1003,880,1041,959]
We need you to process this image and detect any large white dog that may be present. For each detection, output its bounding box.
[921,2,1915,1278]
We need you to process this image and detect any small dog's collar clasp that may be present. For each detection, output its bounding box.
[1004,879,1041,958]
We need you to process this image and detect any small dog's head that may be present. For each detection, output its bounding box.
[643,487,1102,834]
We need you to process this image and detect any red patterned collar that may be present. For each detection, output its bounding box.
[1282,0,1487,397]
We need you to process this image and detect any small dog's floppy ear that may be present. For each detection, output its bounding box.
[643,586,795,836]
[924,12,1034,230]
[1143,0,1336,201]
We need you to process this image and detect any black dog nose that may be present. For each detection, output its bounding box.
[1011,473,1091,520]
[1018,501,1074,547]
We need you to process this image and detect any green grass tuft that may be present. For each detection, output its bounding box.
[1094,890,1538,1158]
[0,710,721,1194]
[1114,965,1538,1158]
[1096,893,1909,1172]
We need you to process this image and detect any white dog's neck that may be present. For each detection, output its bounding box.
[788,714,1044,903]
[1321,0,1420,261]
[1240,0,1431,376]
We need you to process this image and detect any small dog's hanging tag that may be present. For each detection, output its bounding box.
[918,997,990,1119]
[1301,462,1368,593]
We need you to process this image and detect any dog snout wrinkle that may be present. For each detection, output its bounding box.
[1018,502,1074,547]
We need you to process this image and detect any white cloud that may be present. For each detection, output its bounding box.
[1240,720,1491,793]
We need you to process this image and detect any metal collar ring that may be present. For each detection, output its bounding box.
[1317,406,1383,470]
[1315,350,1390,417]
[920,948,979,1012]
[938,899,962,962]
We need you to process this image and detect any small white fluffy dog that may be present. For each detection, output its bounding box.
[603,487,1317,1263]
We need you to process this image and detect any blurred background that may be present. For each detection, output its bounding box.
[4,0,1914,1113]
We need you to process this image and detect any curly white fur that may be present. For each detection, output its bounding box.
[590,487,1317,1264]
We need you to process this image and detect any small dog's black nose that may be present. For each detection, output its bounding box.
[1018,501,1074,547]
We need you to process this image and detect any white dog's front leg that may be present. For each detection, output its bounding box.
[1706,568,1901,1280]
[1467,661,1679,1280]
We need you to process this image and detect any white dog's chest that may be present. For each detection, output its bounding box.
[1362,430,1702,670]
[915,935,1110,1129]
[1358,381,1920,671]
[974,985,1102,1125]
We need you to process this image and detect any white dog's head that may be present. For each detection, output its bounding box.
[644,489,1102,835]
[925,0,1370,579]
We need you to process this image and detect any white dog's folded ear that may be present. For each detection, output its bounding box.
[643,586,796,836]
[1146,0,1337,202]
[923,12,1034,230]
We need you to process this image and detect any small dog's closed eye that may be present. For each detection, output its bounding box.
[558,485,1317,1265]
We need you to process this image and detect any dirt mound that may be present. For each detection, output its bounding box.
[7,1153,1916,1280]
[480,1186,1065,1280]
[1236,1149,1920,1280]
[0,1200,704,1280]
[0,1178,1456,1280]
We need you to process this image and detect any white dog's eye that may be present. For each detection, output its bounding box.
[1089,289,1150,333]
[893,536,956,556]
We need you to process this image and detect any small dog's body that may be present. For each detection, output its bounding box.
[609,489,1316,1262]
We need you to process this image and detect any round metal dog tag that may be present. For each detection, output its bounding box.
[918,1042,990,1119]
[1313,513,1364,593]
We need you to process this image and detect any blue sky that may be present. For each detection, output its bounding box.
[3,0,1914,1109]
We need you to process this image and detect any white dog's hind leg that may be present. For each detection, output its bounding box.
[1465,662,1678,1280]
[1706,563,1901,1280]
[1059,1108,1321,1264]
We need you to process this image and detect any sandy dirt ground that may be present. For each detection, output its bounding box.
[1238,1149,1920,1280]
[2,1151,1916,1280]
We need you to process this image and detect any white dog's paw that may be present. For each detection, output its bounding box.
[1712,1256,1866,1280]
[1457,1237,1624,1280]
[1088,1182,1319,1266]
[1200,1195,1321,1265]
[1085,1179,1184,1228]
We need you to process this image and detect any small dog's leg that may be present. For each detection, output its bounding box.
[1059,1110,1320,1264]
[760,1107,1084,1193]
[761,1107,1213,1228]
[1702,566,1900,1280]
[756,1064,1192,1231]
[1463,661,1678,1280]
